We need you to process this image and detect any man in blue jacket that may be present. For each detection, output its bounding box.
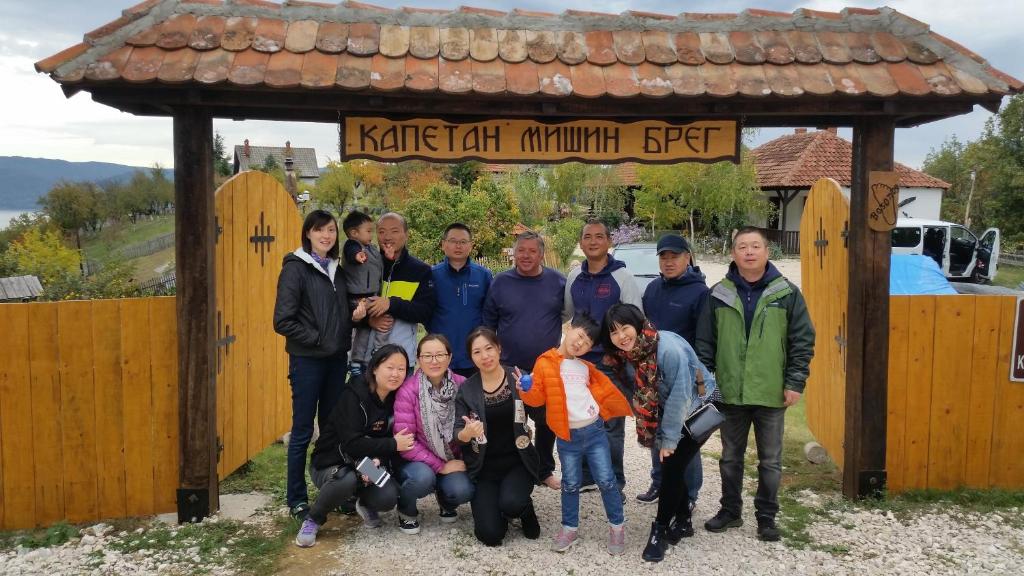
[564,220,642,492]
[638,234,709,510]
[427,223,493,378]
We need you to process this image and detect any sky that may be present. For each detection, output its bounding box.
[0,0,1020,171]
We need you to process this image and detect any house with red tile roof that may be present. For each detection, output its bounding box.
[751,128,949,251]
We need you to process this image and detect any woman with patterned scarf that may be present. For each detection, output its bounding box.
[602,303,718,563]
[393,334,474,535]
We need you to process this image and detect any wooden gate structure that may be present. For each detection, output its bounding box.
[801,178,1024,492]
[35,1,1022,515]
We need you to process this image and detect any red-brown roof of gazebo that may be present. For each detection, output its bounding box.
[36,1,1023,100]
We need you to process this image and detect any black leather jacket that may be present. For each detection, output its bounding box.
[273,249,352,358]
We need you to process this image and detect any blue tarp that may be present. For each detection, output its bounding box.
[890,254,958,295]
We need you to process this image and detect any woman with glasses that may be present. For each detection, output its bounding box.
[392,334,475,534]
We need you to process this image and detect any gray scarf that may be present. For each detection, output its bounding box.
[418,370,457,461]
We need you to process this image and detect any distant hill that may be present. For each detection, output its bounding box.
[0,156,174,211]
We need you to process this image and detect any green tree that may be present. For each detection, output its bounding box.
[1,228,80,288]
[546,217,584,269]
[469,177,520,260]
[976,94,1024,245]
[922,135,975,223]
[313,161,356,212]
[213,131,232,177]
[37,180,103,246]
[447,161,483,191]
[495,166,551,227]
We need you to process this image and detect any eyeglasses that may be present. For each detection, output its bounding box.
[418,353,451,363]
[445,239,472,246]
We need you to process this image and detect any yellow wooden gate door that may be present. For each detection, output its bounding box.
[214,171,302,479]
[800,178,850,468]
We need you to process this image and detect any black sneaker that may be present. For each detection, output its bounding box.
[636,484,660,504]
[290,502,310,522]
[398,514,421,535]
[665,516,694,545]
[335,497,358,516]
[641,522,668,562]
[439,508,458,523]
[704,509,743,533]
[520,502,541,540]
[757,518,781,542]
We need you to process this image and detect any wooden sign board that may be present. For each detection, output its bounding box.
[342,117,740,164]
[1012,297,1024,382]
[867,171,900,232]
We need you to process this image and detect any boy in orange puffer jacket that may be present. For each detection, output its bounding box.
[517,314,632,556]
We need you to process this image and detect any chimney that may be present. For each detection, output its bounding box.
[794,128,807,134]
[243,139,250,157]
[283,140,298,201]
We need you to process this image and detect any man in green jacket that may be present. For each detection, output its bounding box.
[695,226,815,542]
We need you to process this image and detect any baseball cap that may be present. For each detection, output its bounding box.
[656,234,690,254]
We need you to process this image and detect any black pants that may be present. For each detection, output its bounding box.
[308,464,398,525]
[470,464,535,546]
[525,405,556,480]
[655,434,707,526]
[719,404,786,521]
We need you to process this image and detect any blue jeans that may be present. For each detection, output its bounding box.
[397,461,475,517]
[650,444,703,503]
[558,419,625,528]
[286,355,347,508]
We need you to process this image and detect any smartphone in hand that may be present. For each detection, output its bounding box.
[356,457,391,488]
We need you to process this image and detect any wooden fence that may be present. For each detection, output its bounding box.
[0,298,179,530]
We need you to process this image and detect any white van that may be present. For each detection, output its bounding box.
[890,219,1000,283]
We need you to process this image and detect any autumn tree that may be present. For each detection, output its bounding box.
[314,161,356,212]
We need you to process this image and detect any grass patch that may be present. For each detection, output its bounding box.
[0,521,78,550]
[864,488,1024,526]
[993,264,1024,290]
[81,215,174,262]
[221,442,288,504]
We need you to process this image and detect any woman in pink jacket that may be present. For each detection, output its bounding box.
[393,334,474,535]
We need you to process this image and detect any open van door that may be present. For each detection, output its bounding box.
[973,228,1000,283]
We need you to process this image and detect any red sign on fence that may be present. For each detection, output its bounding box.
[1013,297,1024,382]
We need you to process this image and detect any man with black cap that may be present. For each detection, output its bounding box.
[636,234,709,507]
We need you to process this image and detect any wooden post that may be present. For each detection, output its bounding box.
[173,107,219,521]
[844,119,895,498]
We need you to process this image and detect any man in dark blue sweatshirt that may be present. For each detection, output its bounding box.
[482,230,565,490]
[638,234,709,508]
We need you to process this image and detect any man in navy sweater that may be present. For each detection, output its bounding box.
[638,234,709,508]
[482,230,564,490]
[427,223,493,378]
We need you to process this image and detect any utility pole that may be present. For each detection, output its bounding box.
[964,169,977,228]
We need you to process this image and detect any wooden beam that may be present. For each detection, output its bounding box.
[173,107,219,521]
[844,119,895,499]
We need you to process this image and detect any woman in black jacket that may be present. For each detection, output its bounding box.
[273,210,352,520]
[296,344,414,547]
[454,327,541,547]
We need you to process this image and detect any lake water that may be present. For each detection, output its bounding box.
[0,210,33,230]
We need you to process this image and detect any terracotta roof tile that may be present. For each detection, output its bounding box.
[471,58,505,94]
[584,31,616,66]
[612,30,645,66]
[285,20,319,54]
[378,25,410,58]
[730,31,765,65]
[641,30,675,65]
[409,26,439,59]
[538,60,573,96]
[439,27,469,61]
[189,15,226,50]
[614,162,639,186]
[752,129,951,189]
[665,63,705,96]
[505,60,539,95]
[316,22,348,54]
[123,45,166,82]
[673,32,704,65]
[405,56,439,92]
[699,32,733,65]
[756,31,794,65]
[227,49,269,85]
[85,46,133,81]
[498,29,528,63]
[439,56,473,93]
[222,16,257,51]
[157,13,197,50]
[526,30,557,64]
[470,28,499,62]
[336,53,371,89]
[347,22,380,56]
[300,50,337,88]
[556,31,587,66]
[569,61,605,98]
[158,46,201,82]
[194,48,232,83]
[34,2,1022,103]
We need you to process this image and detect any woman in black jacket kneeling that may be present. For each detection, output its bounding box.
[295,344,414,547]
[455,327,541,547]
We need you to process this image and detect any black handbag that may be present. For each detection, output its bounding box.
[684,369,724,442]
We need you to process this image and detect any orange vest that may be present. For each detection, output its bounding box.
[521,348,632,441]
